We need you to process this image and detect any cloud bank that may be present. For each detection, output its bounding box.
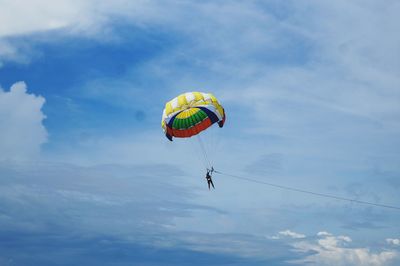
[290,231,399,266]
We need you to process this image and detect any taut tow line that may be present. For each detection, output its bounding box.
[213,170,400,211]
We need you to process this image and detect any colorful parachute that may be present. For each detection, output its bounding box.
[161,92,226,141]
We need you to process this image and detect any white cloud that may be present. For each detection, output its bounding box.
[386,238,400,246]
[317,231,332,237]
[290,232,399,266]
[268,229,306,240]
[0,81,47,160]
[279,230,306,239]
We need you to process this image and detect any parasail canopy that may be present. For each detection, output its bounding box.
[161,92,225,141]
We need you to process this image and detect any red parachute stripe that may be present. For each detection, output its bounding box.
[166,118,212,138]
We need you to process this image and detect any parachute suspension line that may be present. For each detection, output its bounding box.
[190,137,208,171]
[213,170,400,211]
[187,114,209,170]
[196,134,213,170]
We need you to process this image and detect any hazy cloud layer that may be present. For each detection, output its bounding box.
[0,161,296,265]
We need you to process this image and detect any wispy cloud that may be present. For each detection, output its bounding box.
[279,230,306,239]
[268,230,306,240]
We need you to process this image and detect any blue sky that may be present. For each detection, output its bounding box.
[1,1,400,265]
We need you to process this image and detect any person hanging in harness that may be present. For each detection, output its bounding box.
[205,167,215,190]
